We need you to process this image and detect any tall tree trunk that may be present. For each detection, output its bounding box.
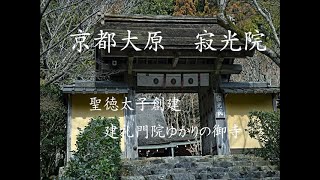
[191,96,196,126]
[175,112,179,129]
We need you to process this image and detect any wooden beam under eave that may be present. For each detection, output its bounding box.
[128,56,133,75]
[220,64,242,74]
[100,48,255,58]
[131,64,242,74]
[124,89,138,159]
[214,58,224,75]
[212,58,224,91]
[172,57,179,68]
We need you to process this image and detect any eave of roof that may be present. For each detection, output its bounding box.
[99,14,218,23]
[220,82,280,94]
[61,80,129,94]
[94,14,255,57]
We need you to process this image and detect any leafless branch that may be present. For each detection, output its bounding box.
[252,0,280,47]
[217,0,280,67]
[45,53,80,85]
[44,35,94,86]
[40,120,56,146]
[43,0,87,17]
[41,0,138,85]
[40,0,53,22]
[218,0,227,12]
[40,10,100,58]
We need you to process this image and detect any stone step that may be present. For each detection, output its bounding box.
[122,171,280,180]
[228,170,280,179]
[144,174,168,180]
[196,166,227,173]
[121,176,145,180]
[261,178,280,180]
[122,165,277,176]
[124,161,272,169]
[125,155,266,165]
[143,173,197,180]
[121,177,281,180]
[124,156,212,166]
[121,155,279,180]
[213,154,265,160]
[211,160,270,167]
[122,164,276,171]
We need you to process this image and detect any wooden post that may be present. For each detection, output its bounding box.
[198,58,224,156]
[128,56,133,76]
[95,45,102,81]
[66,94,72,162]
[211,58,230,155]
[124,89,138,159]
[214,93,230,155]
[198,87,216,155]
[172,57,179,68]
[272,93,278,112]
[171,147,175,157]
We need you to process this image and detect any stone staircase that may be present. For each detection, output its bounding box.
[120,155,280,180]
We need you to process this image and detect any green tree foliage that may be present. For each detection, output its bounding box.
[63,116,121,179]
[40,84,67,179]
[133,0,175,15]
[246,110,280,168]
[217,0,280,66]
[173,0,197,16]
[225,0,280,49]
[173,0,218,16]
[172,0,280,66]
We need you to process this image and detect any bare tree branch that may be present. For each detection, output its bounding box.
[44,53,80,86]
[40,0,53,22]
[217,0,280,67]
[41,0,139,85]
[252,0,280,47]
[218,0,227,12]
[43,0,87,17]
[40,10,100,58]
[40,120,56,146]
[40,35,49,70]
[44,34,94,86]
